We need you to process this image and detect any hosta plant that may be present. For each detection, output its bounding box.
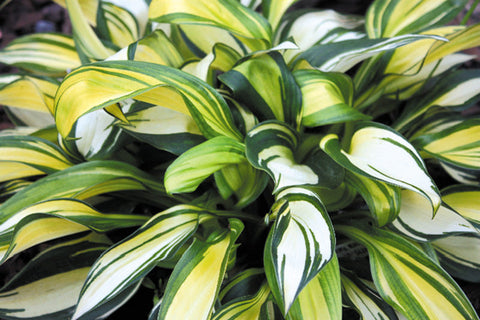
[1,0,480,318]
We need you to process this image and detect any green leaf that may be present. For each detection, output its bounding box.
[0,135,73,183]
[412,118,480,169]
[293,69,369,127]
[264,187,335,315]
[213,282,271,320]
[320,121,441,216]
[245,121,321,193]
[0,198,149,263]
[433,234,480,283]
[148,0,272,51]
[391,190,477,242]
[338,223,479,320]
[165,136,246,194]
[157,219,244,320]
[287,254,341,320]
[0,233,110,320]
[219,52,303,129]
[345,171,401,227]
[54,60,241,140]
[0,33,81,76]
[341,271,399,320]
[365,0,468,38]
[0,160,165,225]
[72,205,212,320]
[293,34,439,72]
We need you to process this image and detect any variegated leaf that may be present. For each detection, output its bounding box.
[293,34,439,72]
[0,198,149,263]
[118,102,205,155]
[0,74,58,115]
[0,33,81,76]
[365,0,468,38]
[412,118,480,170]
[165,136,246,194]
[0,160,165,225]
[0,135,73,183]
[264,187,335,315]
[433,234,480,282]
[72,205,213,320]
[320,121,441,216]
[213,283,271,320]
[287,254,341,320]
[0,233,110,320]
[394,70,480,131]
[442,185,480,227]
[245,121,318,193]
[314,182,356,211]
[345,171,401,227]
[293,69,369,127]
[148,0,272,51]
[54,60,241,140]
[441,162,480,185]
[341,271,399,320]
[214,161,269,209]
[219,52,302,129]
[338,223,479,320]
[110,29,183,67]
[262,0,299,31]
[157,219,244,320]
[391,190,477,242]
[277,10,364,62]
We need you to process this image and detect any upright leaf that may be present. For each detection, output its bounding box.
[157,219,244,320]
[264,187,335,315]
[262,0,299,31]
[72,205,211,320]
[338,223,479,320]
[320,121,441,216]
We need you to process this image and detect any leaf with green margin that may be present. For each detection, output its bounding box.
[0,198,149,263]
[54,60,242,141]
[109,29,184,67]
[218,268,265,303]
[264,187,335,315]
[0,33,81,76]
[337,223,479,320]
[412,118,480,170]
[213,282,271,320]
[72,205,213,320]
[320,121,441,217]
[262,0,299,32]
[0,135,73,183]
[118,103,205,155]
[440,162,480,186]
[293,34,441,72]
[293,69,369,127]
[0,233,110,320]
[345,171,400,227]
[165,136,246,194]
[433,234,480,283]
[0,74,58,114]
[341,271,399,320]
[394,70,480,132]
[157,219,244,320]
[148,0,271,51]
[214,161,269,209]
[287,254,341,320]
[391,190,477,242]
[219,51,302,129]
[442,185,480,227]
[246,121,330,193]
[0,160,166,225]
[365,0,468,38]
